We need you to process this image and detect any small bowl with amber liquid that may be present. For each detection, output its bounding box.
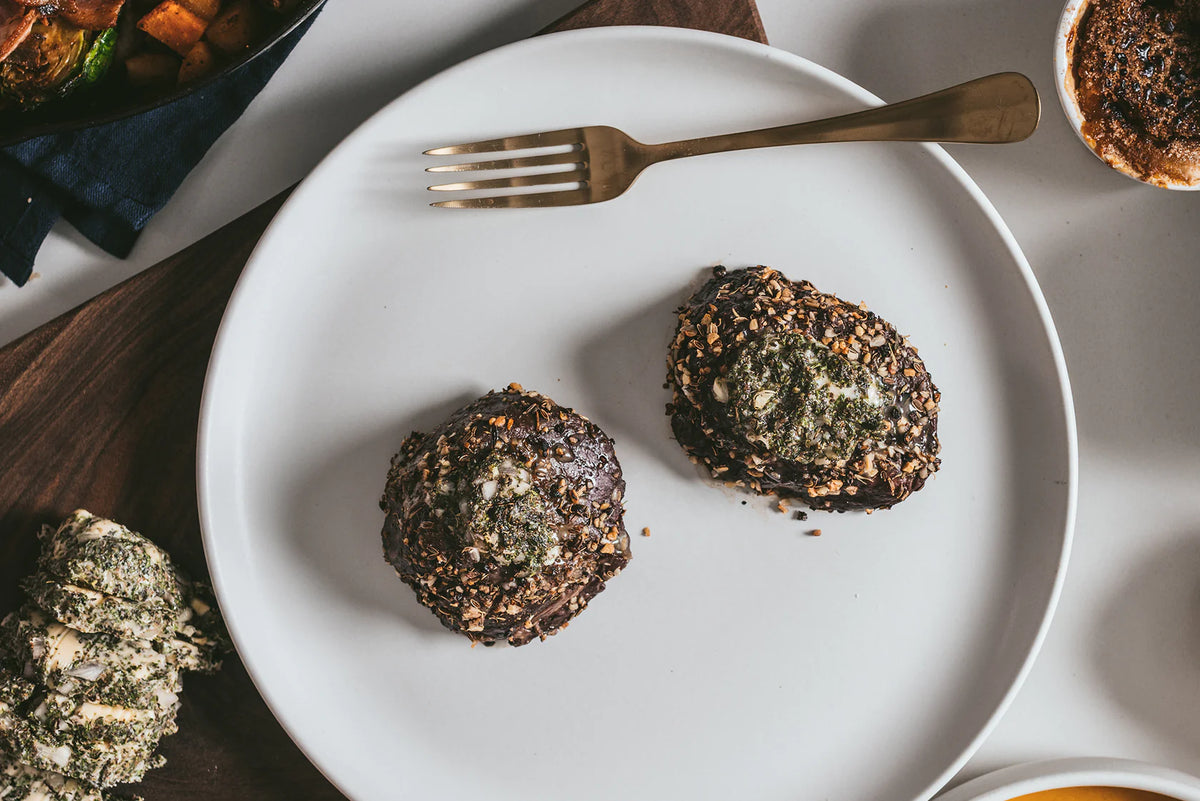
[937,758,1200,801]
[1055,0,1200,189]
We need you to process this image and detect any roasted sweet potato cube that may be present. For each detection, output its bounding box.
[204,0,265,54]
[124,52,181,87]
[177,0,221,21]
[178,40,217,83]
[138,1,208,55]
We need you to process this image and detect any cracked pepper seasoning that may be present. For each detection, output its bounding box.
[380,385,631,646]
[667,266,941,513]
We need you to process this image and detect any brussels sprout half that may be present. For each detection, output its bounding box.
[0,18,116,110]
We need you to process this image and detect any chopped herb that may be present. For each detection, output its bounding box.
[0,511,228,790]
[0,752,103,801]
[666,266,942,513]
[728,332,887,463]
[439,452,560,574]
[381,387,631,646]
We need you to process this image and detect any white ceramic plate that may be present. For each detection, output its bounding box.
[198,27,1077,801]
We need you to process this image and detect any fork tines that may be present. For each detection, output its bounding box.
[424,128,582,156]
[424,128,589,208]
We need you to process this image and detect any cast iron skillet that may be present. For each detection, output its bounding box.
[0,0,325,147]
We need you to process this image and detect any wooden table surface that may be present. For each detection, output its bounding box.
[0,1,764,799]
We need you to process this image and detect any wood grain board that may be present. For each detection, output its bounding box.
[0,1,766,799]
[546,0,766,42]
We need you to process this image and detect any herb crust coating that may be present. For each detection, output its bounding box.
[667,266,941,512]
[381,385,631,646]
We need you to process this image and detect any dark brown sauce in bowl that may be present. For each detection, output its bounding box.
[1071,0,1200,186]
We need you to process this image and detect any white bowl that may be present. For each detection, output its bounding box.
[938,758,1200,801]
[1053,0,1200,190]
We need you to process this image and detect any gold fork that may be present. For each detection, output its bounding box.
[425,72,1039,209]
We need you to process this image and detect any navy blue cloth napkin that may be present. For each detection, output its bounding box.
[0,11,320,287]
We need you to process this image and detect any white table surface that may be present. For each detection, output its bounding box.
[3,0,1197,795]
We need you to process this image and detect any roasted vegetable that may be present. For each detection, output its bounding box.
[0,2,37,63]
[177,0,219,21]
[80,25,115,83]
[137,0,205,55]
[122,50,178,86]
[0,0,300,114]
[0,17,115,110]
[177,38,213,83]
[204,0,264,54]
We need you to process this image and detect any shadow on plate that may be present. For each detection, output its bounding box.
[843,0,1085,190]
[279,390,485,641]
[1091,535,1200,774]
[573,271,707,484]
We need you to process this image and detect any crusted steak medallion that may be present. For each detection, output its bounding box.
[380,385,631,646]
[667,266,941,512]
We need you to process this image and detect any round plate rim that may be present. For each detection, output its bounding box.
[197,25,1079,801]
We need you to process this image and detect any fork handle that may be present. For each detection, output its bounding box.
[651,72,1040,162]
